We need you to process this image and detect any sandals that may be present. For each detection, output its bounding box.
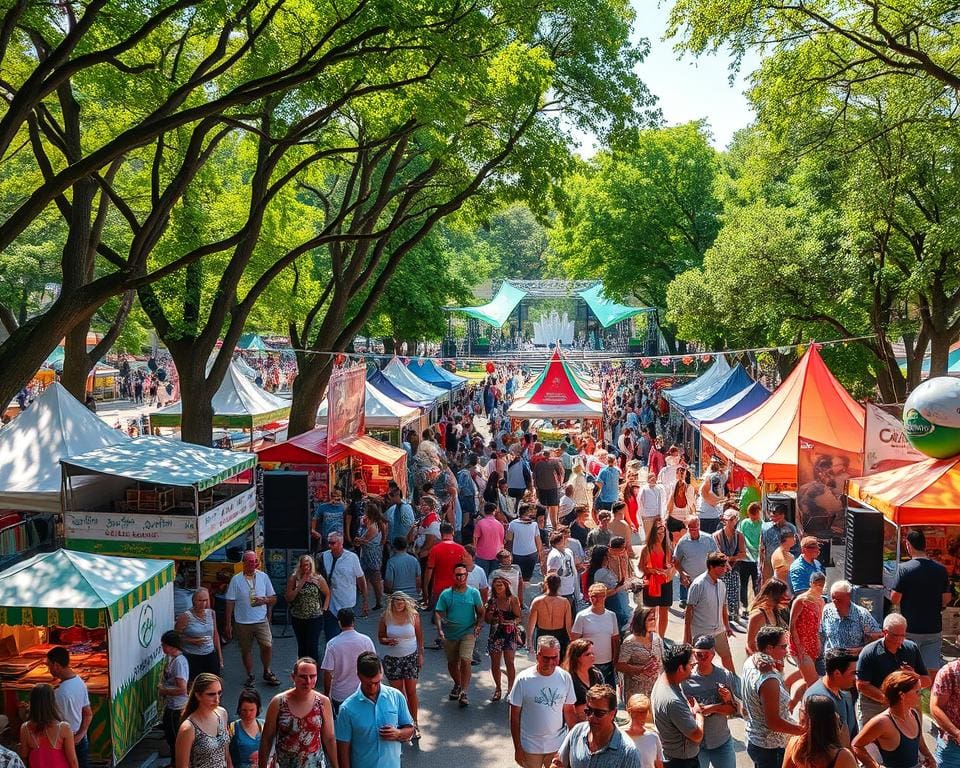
[244,674,256,688]
[448,684,462,700]
[490,690,502,702]
[263,671,280,686]
[458,692,469,708]
[413,724,421,740]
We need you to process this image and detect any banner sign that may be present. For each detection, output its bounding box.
[108,582,173,763]
[327,365,366,448]
[863,403,925,476]
[797,439,863,537]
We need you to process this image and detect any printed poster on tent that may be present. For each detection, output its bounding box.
[863,403,926,475]
[327,365,366,448]
[797,439,863,538]
[108,582,173,764]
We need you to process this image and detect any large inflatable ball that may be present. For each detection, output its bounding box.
[903,376,960,459]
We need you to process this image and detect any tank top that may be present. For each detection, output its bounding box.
[181,608,215,655]
[290,581,324,620]
[228,718,263,767]
[877,710,921,768]
[26,724,69,768]
[189,714,229,768]
[384,620,418,657]
[276,693,326,768]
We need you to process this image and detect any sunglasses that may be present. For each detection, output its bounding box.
[584,706,612,717]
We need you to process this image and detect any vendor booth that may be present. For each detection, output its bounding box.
[0,383,129,566]
[508,349,603,438]
[60,437,257,594]
[150,361,290,448]
[664,355,731,407]
[701,346,865,538]
[258,429,408,502]
[317,382,423,446]
[368,369,434,412]
[848,457,960,606]
[0,550,173,765]
[407,358,467,393]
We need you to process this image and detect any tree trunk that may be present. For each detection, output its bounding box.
[60,322,92,399]
[176,370,217,446]
[287,360,331,438]
[928,332,952,378]
[872,336,908,403]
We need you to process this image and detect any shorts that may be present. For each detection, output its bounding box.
[595,500,614,512]
[383,652,420,681]
[642,581,674,608]
[907,632,942,671]
[711,629,731,659]
[513,552,537,580]
[537,487,560,507]
[235,621,272,653]
[443,634,477,663]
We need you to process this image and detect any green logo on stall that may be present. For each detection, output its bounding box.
[138,604,155,648]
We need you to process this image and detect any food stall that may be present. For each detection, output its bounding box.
[0,550,173,765]
[257,429,408,502]
[60,437,258,595]
[847,455,960,639]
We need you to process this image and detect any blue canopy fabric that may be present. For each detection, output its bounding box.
[446,281,527,328]
[576,283,654,328]
[407,359,456,390]
[676,364,754,417]
[237,333,268,351]
[665,356,731,407]
[690,381,770,427]
[425,359,467,388]
[368,370,431,409]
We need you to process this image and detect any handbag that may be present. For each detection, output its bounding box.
[666,516,685,533]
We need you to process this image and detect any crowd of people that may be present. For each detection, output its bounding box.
[12,362,949,768]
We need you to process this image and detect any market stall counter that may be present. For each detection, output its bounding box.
[60,437,259,598]
[0,550,174,765]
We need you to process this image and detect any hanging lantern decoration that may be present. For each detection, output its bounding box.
[701,354,712,363]
[682,355,694,365]
[660,357,671,366]
[640,358,652,368]
[334,353,346,366]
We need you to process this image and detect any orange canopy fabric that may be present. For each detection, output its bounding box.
[847,457,960,525]
[700,346,865,483]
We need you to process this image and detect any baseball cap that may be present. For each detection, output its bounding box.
[693,635,716,650]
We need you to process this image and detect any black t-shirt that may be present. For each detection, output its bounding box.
[572,666,605,705]
[893,557,950,633]
[569,521,589,549]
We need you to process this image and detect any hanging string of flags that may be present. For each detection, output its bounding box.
[258,334,879,367]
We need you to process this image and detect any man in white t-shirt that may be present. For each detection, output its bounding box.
[320,608,376,715]
[571,584,620,688]
[508,636,577,768]
[318,532,367,643]
[638,472,665,543]
[545,531,578,613]
[224,550,280,687]
[46,646,92,768]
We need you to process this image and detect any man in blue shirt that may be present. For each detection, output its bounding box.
[594,455,621,512]
[335,652,415,767]
[788,536,825,595]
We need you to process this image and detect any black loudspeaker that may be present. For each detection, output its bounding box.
[816,539,832,568]
[844,507,884,585]
[645,339,658,356]
[441,339,457,358]
[766,493,796,526]
[262,471,310,549]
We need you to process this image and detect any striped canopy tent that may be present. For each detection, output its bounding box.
[367,370,432,409]
[508,349,603,421]
[676,364,755,418]
[518,350,601,402]
[0,549,173,629]
[700,346,865,484]
[687,381,770,427]
[151,361,290,430]
[847,455,960,526]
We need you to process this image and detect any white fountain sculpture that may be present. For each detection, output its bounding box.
[532,310,575,345]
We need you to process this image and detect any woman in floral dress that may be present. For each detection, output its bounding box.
[616,607,664,702]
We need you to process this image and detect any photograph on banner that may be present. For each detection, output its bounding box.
[863,403,926,476]
[326,365,366,447]
[797,439,864,537]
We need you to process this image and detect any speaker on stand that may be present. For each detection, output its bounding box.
[262,471,310,635]
[844,505,885,586]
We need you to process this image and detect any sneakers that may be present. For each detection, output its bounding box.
[458,692,469,708]
[448,684,462,700]
[244,674,256,688]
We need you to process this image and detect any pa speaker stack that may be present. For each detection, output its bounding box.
[844,506,885,585]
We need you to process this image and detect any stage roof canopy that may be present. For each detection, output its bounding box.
[446,280,651,329]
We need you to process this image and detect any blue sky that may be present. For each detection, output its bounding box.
[632,0,756,149]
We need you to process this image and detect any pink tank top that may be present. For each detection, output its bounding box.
[27,724,70,768]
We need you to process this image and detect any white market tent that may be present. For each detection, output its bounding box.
[382,358,447,406]
[0,383,129,513]
[151,361,290,431]
[663,355,731,407]
[317,381,420,431]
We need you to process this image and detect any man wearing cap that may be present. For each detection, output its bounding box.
[683,552,735,673]
[788,536,825,596]
[681,636,739,768]
[758,505,798,583]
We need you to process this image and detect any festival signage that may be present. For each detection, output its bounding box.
[327,364,366,448]
[797,439,863,537]
[65,488,257,559]
[108,582,172,763]
[863,403,926,475]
